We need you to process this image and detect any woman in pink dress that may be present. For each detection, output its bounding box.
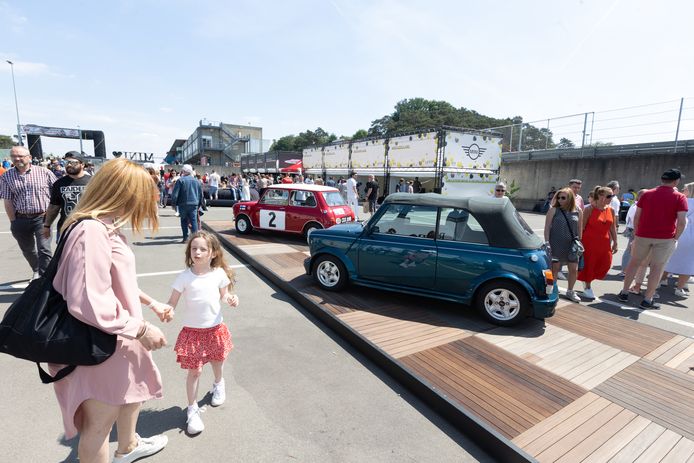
[51,158,173,463]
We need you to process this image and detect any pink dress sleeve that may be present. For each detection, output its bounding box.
[53,220,143,339]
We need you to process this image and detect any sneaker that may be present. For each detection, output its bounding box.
[175,212,180,217]
[186,405,205,435]
[113,433,168,463]
[628,287,641,295]
[675,288,688,297]
[653,292,660,299]
[557,272,567,280]
[617,291,629,302]
[211,379,226,406]
[660,279,669,287]
[640,298,661,309]
[581,287,596,300]
[618,272,626,277]
[565,290,581,303]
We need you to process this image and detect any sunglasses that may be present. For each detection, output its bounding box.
[65,160,82,165]
[557,196,568,200]
[606,194,615,199]
[495,189,505,192]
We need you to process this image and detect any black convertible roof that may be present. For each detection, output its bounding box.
[382,193,543,249]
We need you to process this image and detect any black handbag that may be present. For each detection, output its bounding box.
[0,220,117,384]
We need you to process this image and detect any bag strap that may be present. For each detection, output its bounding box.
[37,363,76,384]
[559,209,579,241]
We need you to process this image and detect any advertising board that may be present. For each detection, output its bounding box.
[441,171,498,197]
[264,151,278,172]
[350,139,386,170]
[302,147,323,172]
[323,143,350,170]
[443,131,502,171]
[387,131,438,168]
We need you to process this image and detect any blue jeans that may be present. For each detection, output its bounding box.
[178,205,198,240]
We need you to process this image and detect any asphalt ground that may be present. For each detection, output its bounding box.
[0,206,488,463]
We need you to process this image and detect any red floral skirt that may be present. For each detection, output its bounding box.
[174,323,233,370]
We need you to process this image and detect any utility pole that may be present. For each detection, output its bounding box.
[6,60,23,146]
[674,97,684,153]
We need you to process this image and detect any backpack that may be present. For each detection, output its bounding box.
[0,219,117,384]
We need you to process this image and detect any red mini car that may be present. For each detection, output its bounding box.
[232,184,355,236]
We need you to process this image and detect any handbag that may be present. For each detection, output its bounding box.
[0,220,117,384]
[559,209,584,262]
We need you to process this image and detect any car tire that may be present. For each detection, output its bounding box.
[235,215,253,235]
[313,255,348,291]
[303,222,323,237]
[475,280,529,326]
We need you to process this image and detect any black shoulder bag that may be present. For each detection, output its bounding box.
[559,209,585,269]
[0,219,117,384]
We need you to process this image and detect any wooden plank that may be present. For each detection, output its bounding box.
[633,429,682,463]
[513,393,600,448]
[581,415,651,463]
[607,422,666,463]
[535,402,623,462]
[555,408,637,463]
[579,352,639,390]
[665,341,694,369]
[522,396,611,456]
[661,436,694,462]
[644,335,686,360]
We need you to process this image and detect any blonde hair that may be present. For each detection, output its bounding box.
[551,187,576,212]
[683,182,694,198]
[185,231,235,290]
[61,158,159,234]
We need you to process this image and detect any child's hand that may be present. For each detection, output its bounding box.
[224,293,239,307]
[151,301,175,322]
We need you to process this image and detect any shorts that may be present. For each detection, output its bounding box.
[175,323,233,370]
[209,186,218,196]
[631,236,677,266]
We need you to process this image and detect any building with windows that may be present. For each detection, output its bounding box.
[179,120,264,166]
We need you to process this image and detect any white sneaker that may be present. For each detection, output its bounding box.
[565,290,581,303]
[557,272,567,280]
[113,433,168,463]
[186,405,205,435]
[210,379,226,406]
[660,279,669,287]
[174,212,180,217]
[675,288,688,297]
[582,287,596,299]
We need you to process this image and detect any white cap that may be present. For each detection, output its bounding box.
[182,164,194,175]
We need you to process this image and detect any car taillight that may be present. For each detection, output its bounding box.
[324,209,336,224]
[543,269,555,294]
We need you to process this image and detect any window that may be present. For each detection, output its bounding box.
[323,192,346,206]
[372,204,438,238]
[290,191,316,207]
[438,208,488,244]
[260,189,289,205]
[201,136,213,148]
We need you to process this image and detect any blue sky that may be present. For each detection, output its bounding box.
[2,0,693,160]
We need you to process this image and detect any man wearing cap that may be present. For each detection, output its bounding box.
[0,146,56,280]
[172,164,203,242]
[43,151,91,241]
[618,169,688,309]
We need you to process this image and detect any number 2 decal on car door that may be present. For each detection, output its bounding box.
[259,210,286,230]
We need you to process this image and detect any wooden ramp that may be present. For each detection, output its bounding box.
[205,221,694,462]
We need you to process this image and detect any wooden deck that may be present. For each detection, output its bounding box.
[205,221,694,462]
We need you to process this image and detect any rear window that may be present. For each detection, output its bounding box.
[323,192,346,206]
[513,210,536,236]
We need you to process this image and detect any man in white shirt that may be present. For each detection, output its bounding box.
[346,172,359,220]
[208,170,221,201]
[607,180,621,230]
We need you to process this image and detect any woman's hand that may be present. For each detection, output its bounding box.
[224,293,239,307]
[138,323,167,351]
[612,242,618,254]
[150,301,174,322]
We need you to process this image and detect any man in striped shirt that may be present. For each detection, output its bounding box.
[0,146,56,280]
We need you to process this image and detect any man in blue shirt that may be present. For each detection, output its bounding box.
[172,164,203,242]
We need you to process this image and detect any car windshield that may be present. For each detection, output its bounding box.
[323,192,346,206]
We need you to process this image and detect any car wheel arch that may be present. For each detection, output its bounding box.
[303,221,324,236]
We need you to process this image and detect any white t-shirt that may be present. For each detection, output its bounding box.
[610,196,621,216]
[172,267,231,328]
[209,173,220,188]
[346,177,358,198]
[626,202,638,230]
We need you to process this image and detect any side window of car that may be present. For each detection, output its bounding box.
[372,204,437,238]
[260,189,289,205]
[438,208,488,245]
[291,191,316,207]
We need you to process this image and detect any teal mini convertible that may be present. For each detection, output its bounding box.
[304,194,557,326]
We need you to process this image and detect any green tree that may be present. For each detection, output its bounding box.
[0,134,14,149]
[269,127,338,152]
[351,129,368,140]
[557,137,575,148]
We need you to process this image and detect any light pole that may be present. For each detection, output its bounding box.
[77,124,83,153]
[6,60,23,146]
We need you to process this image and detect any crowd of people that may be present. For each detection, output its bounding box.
[543,169,691,308]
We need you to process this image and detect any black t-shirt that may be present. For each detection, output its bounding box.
[50,175,91,230]
[365,181,379,200]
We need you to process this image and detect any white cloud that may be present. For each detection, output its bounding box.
[1,2,27,33]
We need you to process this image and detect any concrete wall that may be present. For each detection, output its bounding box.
[501,153,694,210]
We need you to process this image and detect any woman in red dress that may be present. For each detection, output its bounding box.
[578,186,619,299]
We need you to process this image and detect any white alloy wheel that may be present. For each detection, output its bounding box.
[317,260,341,288]
[483,287,521,322]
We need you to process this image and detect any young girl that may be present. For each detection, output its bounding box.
[166,231,239,435]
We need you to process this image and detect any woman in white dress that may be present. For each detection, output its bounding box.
[241,177,251,201]
[664,182,694,297]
